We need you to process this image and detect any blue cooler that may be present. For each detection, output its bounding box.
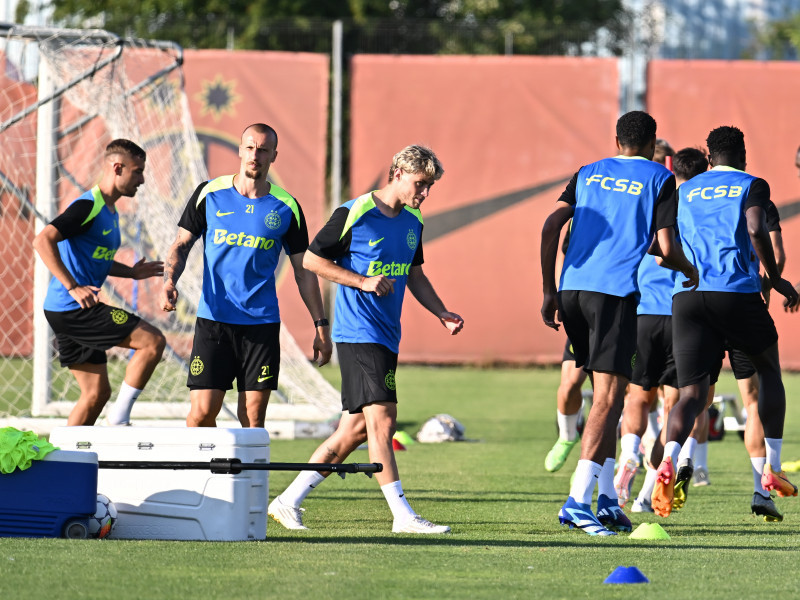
[0,449,98,538]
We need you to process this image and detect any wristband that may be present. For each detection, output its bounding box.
[67,284,78,292]
[314,318,329,328]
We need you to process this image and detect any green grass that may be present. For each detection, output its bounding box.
[2,366,800,599]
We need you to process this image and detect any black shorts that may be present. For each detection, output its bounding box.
[672,291,777,387]
[187,317,280,392]
[44,304,141,367]
[337,342,398,414]
[630,314,678,390]
[727,345,757,380]
[557,290,638,379]
[562,338,576,362]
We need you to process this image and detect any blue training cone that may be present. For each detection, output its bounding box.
[603,566,650,584]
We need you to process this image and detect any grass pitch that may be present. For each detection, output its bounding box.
[1,366,799,599]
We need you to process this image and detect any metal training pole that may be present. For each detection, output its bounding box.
[98,458,383,478]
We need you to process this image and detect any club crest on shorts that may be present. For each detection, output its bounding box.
[406,229,417,250]
[264,210,282,230]
[190,356,205,376]
[385,369,396,391]
[109,309,128,325]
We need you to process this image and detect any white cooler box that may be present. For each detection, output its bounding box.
[49,426,269,541]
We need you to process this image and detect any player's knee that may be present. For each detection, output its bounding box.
[154,329,167,353]
[188,401,217,426]
[338,419,368,445]
[588,393,616,413]
[367,416,396,442]
[82,383,111,407]
[340,428,368,448]
[148,328,167,359]
[187,411,215,427]
[98,378,112,402]
[134,324,166,360]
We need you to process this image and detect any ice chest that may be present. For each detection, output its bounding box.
[49,426,269,541]
[0,450,98,538]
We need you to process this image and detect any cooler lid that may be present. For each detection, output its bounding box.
[50,426,270,450]
[42,449,99,464]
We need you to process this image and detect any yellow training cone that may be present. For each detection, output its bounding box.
[630,523,671,540]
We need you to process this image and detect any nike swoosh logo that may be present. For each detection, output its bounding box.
[102,229,112,235]
[216,210,234,217]
[257,375,273,382]
[368,237,384,246]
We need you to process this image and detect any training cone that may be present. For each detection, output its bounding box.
[630,523,671,540]
[603,566,650,584]
[393,430,415,446]
[782,460,800,472]
[392,438,407,451]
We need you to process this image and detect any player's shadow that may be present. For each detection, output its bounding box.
[315,490,545,503]
[264,535,800,551]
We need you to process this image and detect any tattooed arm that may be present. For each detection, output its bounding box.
[161,227,197,312]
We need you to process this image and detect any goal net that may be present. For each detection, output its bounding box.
[0,24,340,437]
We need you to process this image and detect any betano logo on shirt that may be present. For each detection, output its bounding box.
[91,246,117,261]
[212,228,276,250]
[686,185,743,202]
[584,174,644,195]
[367,260,412,277]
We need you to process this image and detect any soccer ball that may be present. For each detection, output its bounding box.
[88,493,118,539]
[416,414,466,443]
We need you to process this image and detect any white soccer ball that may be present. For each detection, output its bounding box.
[416,414,466,443]
[88,493,118,539]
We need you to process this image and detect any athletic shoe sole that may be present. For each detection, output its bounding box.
[762,466,799,498]
[672,462,693,511]
[613,458,638,507]
[751,493,783,522]
[652,458,675,518]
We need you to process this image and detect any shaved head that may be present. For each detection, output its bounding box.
[242,123,278,148]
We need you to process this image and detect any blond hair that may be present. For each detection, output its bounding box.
[388,145,444,182]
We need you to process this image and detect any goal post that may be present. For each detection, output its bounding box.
[0,24,340,437]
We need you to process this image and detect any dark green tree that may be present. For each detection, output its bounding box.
[36,0,628,54]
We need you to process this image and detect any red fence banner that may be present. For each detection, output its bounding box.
[350,55,619,363]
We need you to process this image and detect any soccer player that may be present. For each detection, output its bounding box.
[268,145,464,534]
[544,230,588,473]
[653,138,675,169]
[616,147,708,509]
[547,142,677,477]
[33,139,167,426]
[651,125,799,518]
[648,160,785,515]
[729,351,785,521]
[725,194,787,521]
[540,111,698,536]
[160,123,332,428]
[544,339,587,472]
